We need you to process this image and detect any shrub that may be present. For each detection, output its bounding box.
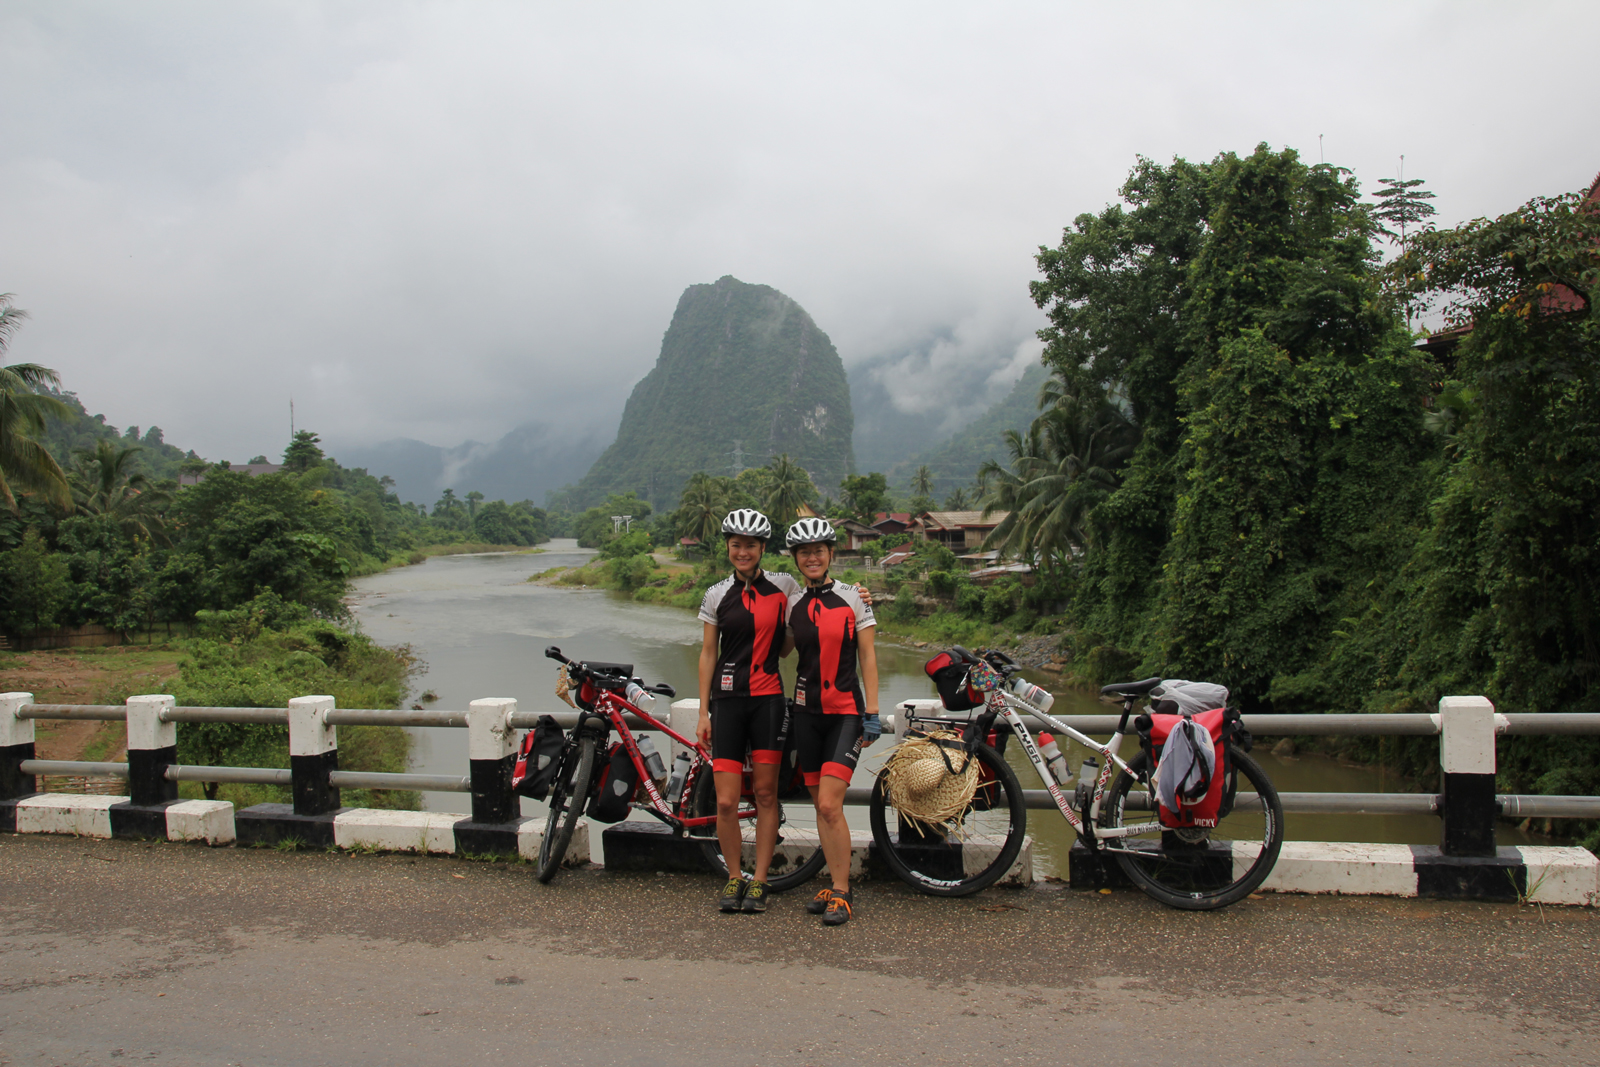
[955,584,985,617]
[926,570,960,598]
[612,553,656,591]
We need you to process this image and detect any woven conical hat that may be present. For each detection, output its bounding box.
[882,730,980,831]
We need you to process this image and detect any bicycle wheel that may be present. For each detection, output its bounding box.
[686,766,826,893]
[868,740,1026,897]
[1097,744,1283,911]
[536,736,597,884]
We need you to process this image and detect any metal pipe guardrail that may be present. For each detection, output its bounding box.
[17,704,126,721]
[165,765,291,786]
[328,770,470,792]
[19,759,129,777]
[8,693,1600,853]
[326,709,468,728]
[164,707,289,724]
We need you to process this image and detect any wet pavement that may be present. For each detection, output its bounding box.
[2,833,1595,1065]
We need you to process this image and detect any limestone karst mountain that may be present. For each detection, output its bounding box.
[566,276,855,510]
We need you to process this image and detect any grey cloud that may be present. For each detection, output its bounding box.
[1,1,1596,465]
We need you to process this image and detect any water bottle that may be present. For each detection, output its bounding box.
[665,751,691,804]
[624,681,655,709]
[1075,755,1099,812]
[1038,732,1071,785]
[1009,675,1055,713]
[636,734,667,780]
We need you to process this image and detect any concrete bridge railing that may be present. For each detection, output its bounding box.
[2,691,1597,904]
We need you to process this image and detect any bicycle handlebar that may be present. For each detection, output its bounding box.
[546,645,675,699]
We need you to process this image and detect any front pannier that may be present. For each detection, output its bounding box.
[586,741,641,823]
[924,648,983,711]
[511,714,565,801]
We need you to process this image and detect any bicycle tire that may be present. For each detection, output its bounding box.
[686,766,826,893]
[1098,744,1283,911]
[867,740,1026,897]
[536,735,597,884]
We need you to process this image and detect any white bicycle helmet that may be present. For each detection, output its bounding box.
[785,516,837,549]
[721,508,772,540]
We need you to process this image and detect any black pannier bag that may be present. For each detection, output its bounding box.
[511,714,565,800]
[587,741,641,822]
[924,647,983,711]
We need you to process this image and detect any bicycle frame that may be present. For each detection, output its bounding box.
[904,688,1159,848]
[579,689,725,832]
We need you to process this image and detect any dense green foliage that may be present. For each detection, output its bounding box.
[1013,147,1597,841]
[0,410,552,635]
[565,275,855,511]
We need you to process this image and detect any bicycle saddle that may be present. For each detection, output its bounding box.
[1099,676,1163,697]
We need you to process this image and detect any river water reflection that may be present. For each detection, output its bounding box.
[349,543,1528,874]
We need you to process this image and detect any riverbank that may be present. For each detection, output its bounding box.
[0,615,420,810]
[351,541,547,579]
[531,554,1067,673]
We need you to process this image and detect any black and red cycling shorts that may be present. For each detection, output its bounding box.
[793,710,863,785]
[710,694,790,775]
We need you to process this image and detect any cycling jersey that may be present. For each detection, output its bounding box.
[794,710,863,784]
[788,579,876,716]
[698,570,802,698]
[710,694,790,775]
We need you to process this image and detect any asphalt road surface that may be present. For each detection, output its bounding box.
[2,833,1596,1066]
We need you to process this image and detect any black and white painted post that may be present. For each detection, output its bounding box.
[1438,695,1499,857]
[467,697,516,824]
[289,695,339,816]
[125,694,179,808]
[0,692,36,804]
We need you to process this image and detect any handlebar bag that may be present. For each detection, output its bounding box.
[1136,707,1227,830]
[587,741,641,823]
[925,648,983,711]
[511,715,566,801]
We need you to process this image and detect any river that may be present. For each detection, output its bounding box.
[348,541,1531,874]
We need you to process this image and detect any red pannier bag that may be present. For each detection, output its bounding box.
[1138,707,1228,830]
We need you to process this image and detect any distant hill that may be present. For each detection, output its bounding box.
[900,360,1048,494]
[565,276,854,510]
[333,421,609,509]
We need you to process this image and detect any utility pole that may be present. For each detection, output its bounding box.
[729,441,746,476]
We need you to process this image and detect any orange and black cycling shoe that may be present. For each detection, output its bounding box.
[806,887,835,915]
[822,889,853,926]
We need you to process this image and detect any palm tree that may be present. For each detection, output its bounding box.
[0,296,73,513]
[912,464,934,498]
[70,439,171,543]
[673,472,732,546]
[977,374,1139,570]
[763,453,816,530]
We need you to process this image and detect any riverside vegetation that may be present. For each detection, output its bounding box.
[547,151,1599,851]
[0,302,553,804]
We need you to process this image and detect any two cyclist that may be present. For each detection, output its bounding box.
[696,509,878,925]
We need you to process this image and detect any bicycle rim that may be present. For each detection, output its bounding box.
[536,736,596,884]
[1099,746,1283,910]
[686,767,825,893]
[868,740,1026,897]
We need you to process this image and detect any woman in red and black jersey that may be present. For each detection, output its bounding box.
[782,517,879,926]
[696,508,801,914]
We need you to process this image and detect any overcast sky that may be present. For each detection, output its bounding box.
[2,1,1595,463]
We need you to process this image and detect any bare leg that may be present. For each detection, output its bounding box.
[750,763,780,884]
[809,776,852,893]
[714,770,746,879]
